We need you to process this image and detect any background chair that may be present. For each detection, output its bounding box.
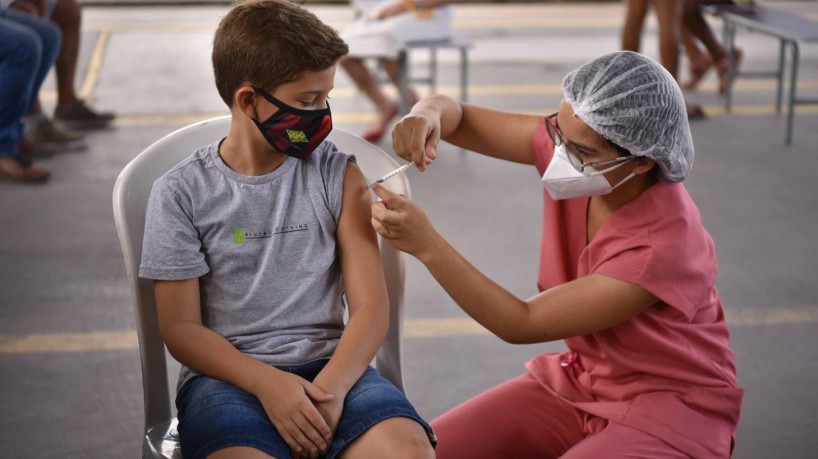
[112,116,412,459]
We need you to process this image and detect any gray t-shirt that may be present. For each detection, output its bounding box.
[139,139,353,390]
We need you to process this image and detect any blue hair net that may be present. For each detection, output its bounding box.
[562,51,694,182]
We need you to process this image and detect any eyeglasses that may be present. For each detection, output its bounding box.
[544,113,633,173]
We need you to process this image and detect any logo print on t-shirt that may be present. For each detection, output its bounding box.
[232,228,246,245]
[231,224,310,245]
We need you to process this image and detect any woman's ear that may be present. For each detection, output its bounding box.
[233,85,259,120]
[632,157,656,176]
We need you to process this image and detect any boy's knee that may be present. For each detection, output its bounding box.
[393,437,436,459]
[342,418,435,459]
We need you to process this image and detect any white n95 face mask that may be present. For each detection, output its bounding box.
[541,144,636,200]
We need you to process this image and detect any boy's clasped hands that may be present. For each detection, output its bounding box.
[252,368,338,458]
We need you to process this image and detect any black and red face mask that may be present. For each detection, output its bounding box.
[252,86,332,159]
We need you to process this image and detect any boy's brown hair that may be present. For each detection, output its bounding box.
[212,0,349,107]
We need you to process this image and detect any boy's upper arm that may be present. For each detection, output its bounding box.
[154,278,203,335]
[139,178,209,281]
[335,161,388,314]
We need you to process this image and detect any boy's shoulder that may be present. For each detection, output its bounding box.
[309,139,356,169]
[153,140,220,192]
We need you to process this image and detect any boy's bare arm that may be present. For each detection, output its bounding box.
[154,279,334,455]
[312,162,389,423]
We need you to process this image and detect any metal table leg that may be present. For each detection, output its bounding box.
[786,40,799,145]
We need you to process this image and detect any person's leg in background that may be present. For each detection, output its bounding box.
[683,0,740,93]
[340,56,400,143]
[681,27,713,89]
[20,0,114,155]
[621,0,649,52]
[621,0,705,120]
[9,0,83,155]
[652,0,683,79]
[50,0,115,128]
[0,9,60,182]
[377,57,419,107]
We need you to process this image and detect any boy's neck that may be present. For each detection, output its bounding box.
[219,123,288,176]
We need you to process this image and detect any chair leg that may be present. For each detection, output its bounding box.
[397,49,410,115]
[776,39,786,114]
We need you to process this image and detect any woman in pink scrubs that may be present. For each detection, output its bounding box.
[370,51,743,458]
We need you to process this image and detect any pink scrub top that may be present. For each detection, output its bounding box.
[527,122,743,458]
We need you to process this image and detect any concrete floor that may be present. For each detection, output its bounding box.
[1,2,817,457]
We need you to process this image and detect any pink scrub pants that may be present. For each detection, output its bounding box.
[430,372,689,458]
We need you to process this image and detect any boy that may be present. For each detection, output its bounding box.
[138,1,435,458]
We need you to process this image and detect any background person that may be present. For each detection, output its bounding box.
[9,0,114,155]
[340,0,453,142]
[620,0,706,119]
[0,1,60,182]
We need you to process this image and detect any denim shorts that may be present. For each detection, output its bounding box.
[175,359,435,459]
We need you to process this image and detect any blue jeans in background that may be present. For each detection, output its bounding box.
[0,9,61,158]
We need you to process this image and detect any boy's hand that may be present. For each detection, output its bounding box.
[371,184,441,261]
[310,374,347,436]
[251,370,334,457]
[391,108,439,172]
[314,397,344,439]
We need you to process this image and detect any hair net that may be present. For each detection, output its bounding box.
[562,51,694,182]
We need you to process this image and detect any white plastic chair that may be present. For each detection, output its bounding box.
[112,116,411,459]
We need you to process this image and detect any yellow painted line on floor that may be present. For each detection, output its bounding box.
[0,331,138,354]
[77,28,110,101]
[727,307,818,327]
[1,307,816,354]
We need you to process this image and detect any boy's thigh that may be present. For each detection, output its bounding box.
[562,420,690,458]
[329,367,435,459]
[431,372,592,459]
[176,376,290,459]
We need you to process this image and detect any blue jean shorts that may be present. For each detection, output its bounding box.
[175,359,435,459]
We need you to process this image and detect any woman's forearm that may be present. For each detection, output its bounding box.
[417,234,534,344]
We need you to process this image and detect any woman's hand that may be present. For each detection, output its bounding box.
[251,370,334,457]
[391,107,441,172]
[371,184,442,260]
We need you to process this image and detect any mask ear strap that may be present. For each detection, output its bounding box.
[611,172,637,190]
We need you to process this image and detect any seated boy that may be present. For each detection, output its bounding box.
[138,1,435,458]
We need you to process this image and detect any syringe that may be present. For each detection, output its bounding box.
[373,163,413,185]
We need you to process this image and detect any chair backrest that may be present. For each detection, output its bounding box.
[113,116,410,436]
